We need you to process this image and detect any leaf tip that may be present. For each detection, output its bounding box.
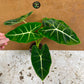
[41,78,45,81]
[77,39,81,44]
[4,21,7,25]
[28,11,33,16]
[5,33,8,37]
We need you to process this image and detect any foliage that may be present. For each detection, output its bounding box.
[4,11,33,25]
[4,11,80,81]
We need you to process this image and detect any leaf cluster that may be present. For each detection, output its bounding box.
[4,11,80,81]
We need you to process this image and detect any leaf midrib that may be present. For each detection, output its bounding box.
[36,49,43,79]
[39,54,43,78]
[6,24,41,36]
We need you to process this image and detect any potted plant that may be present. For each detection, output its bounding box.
[4,11,80,81]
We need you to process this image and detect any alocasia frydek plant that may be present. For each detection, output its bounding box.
[4,11,80,80]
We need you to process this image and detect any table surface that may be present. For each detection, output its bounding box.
[0,0,84,50]
[0,50,84,84]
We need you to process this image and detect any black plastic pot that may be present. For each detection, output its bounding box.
[29,42,42,52]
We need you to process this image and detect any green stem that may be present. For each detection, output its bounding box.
[23,20,27,24]
[36,38,43,48]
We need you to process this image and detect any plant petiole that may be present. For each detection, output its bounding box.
[23,20,27,24]
[36,38,43,48]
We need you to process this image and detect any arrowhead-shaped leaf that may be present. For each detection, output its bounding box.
[31,44,52,80]
[4,11,33,25]
[5,22,42,43]
[38,18,80,45]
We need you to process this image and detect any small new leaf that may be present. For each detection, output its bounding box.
[31,44,52,80]
[4,11,33,25]
[5,22,42,43]
[38,18,80,45]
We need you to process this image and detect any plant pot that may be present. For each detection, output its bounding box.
[29,42,42,52]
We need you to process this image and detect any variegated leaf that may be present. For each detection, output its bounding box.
[38,18,80,45]
[31,44,52,80]
[4,11,33,25]
[5,22,42,43]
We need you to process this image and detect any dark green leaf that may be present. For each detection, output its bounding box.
[5,22,42,43]
[38,18,80,45]
[31,44,52,80]
[4,11,33,25]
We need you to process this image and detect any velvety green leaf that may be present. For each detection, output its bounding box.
[4,11,33,25]
[5,22,42,43]
[38,18,80,45]
[31,44,52,80]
